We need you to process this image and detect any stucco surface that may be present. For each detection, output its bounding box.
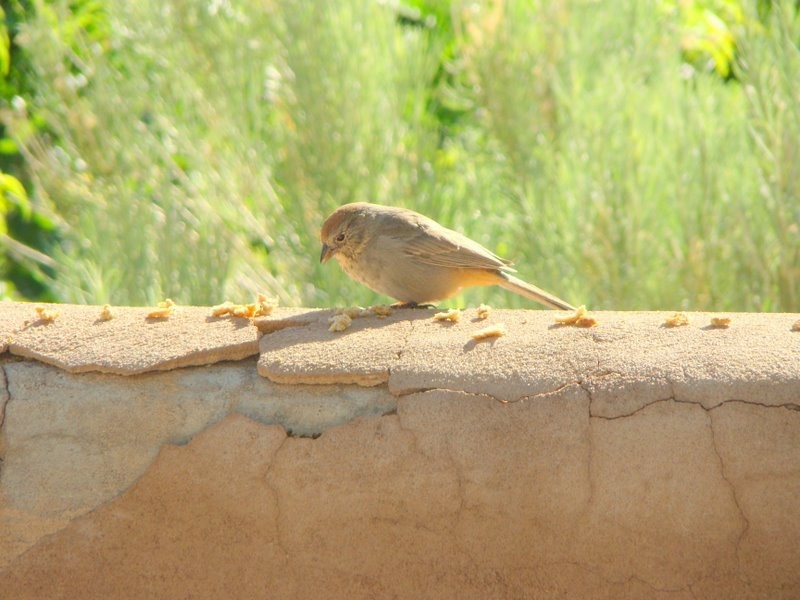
[0,302,798,598]
[2,399,798,598]
[0,358,396,568]
[2,301,271,374]
[259,308,799,413]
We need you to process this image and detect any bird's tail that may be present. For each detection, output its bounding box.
[498,273,575,311]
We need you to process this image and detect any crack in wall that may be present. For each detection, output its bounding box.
[394,375,799,425]
[447,442,468,537]
[0,363,8,430]
[623,574,694,595]
[578,396,761,593]
[584,401,597,525]
[432,430,499,578]
[510,381,582,404]
[393,386,498,401]
[3,355,796,449]
[393,381,587,404]
[260,433,292,565]
[706,410,750,582]
[550,559,696,595]
[590,396,800,421]
[584,395,758,590]
[589,396,678,420]
[0,364,8,469]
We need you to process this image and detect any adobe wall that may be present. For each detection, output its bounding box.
[0,302,798,599]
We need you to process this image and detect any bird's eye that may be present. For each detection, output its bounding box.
[335,233,346,243]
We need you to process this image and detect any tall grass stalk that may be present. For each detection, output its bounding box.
[7,0,799,310]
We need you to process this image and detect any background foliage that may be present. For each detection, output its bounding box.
[1,0,798,310]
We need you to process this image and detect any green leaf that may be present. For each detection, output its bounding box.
[0,138,18,154]
[0,6,9,77]
[0,171,31,220]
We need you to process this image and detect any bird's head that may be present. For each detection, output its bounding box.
[319,202,373,263]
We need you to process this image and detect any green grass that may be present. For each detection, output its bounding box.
[4,0,799,310]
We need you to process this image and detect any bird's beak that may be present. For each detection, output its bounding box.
[320,243,334,264]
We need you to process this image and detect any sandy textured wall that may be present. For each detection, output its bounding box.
[0,302,798,599]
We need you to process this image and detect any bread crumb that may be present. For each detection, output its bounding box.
[336,306,371,319]
[476,304,491,320]
[434,308,462,323]
[710,317,731,329]
[212,295,276,318]
[369,305,394,317]
[34,306,59,322]
[328,304,393,329]
[255,293,277,316]
[664,312,689,327]
[211,301,236,317]
[231,304,255,318]
[148,299,176,319]
[791,320,800,332]
[328,313,352,332]
[99,304,114,321]
[555,305,587,325]
[575,316,598,328]
[471,323,507,340]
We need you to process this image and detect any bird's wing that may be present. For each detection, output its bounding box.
[395,218,511,271]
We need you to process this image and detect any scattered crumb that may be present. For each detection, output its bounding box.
[476,304,491,320]
[710,316,731,329]
[328,313,352,332]
[369,304,394,317]
[327,304,396,329]
[231,304,255,318]
[34,306,59,322]
[147,298,176,319]
[554,306,598,327]
[255,293,277,316]
[792,320,800,332]
[433,308,462,323]
[471,323,507,340]
[663,312,689,327]
[212,294,277,318]
[211,301,236,317]
[326,304,394,328]
[335,306,371,319]
[147,307,174,319]
[99,304,114,321]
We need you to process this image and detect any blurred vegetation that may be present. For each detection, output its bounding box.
[0,0,798,310]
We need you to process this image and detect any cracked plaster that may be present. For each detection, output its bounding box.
[1,301,279,374]
[259,309,800,416]
[2,392,798,598]
[0,364,8,429]
[0,303,799,598]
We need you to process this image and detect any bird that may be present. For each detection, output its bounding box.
[320,202,575,310]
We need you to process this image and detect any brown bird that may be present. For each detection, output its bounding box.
[320,202,575,310]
